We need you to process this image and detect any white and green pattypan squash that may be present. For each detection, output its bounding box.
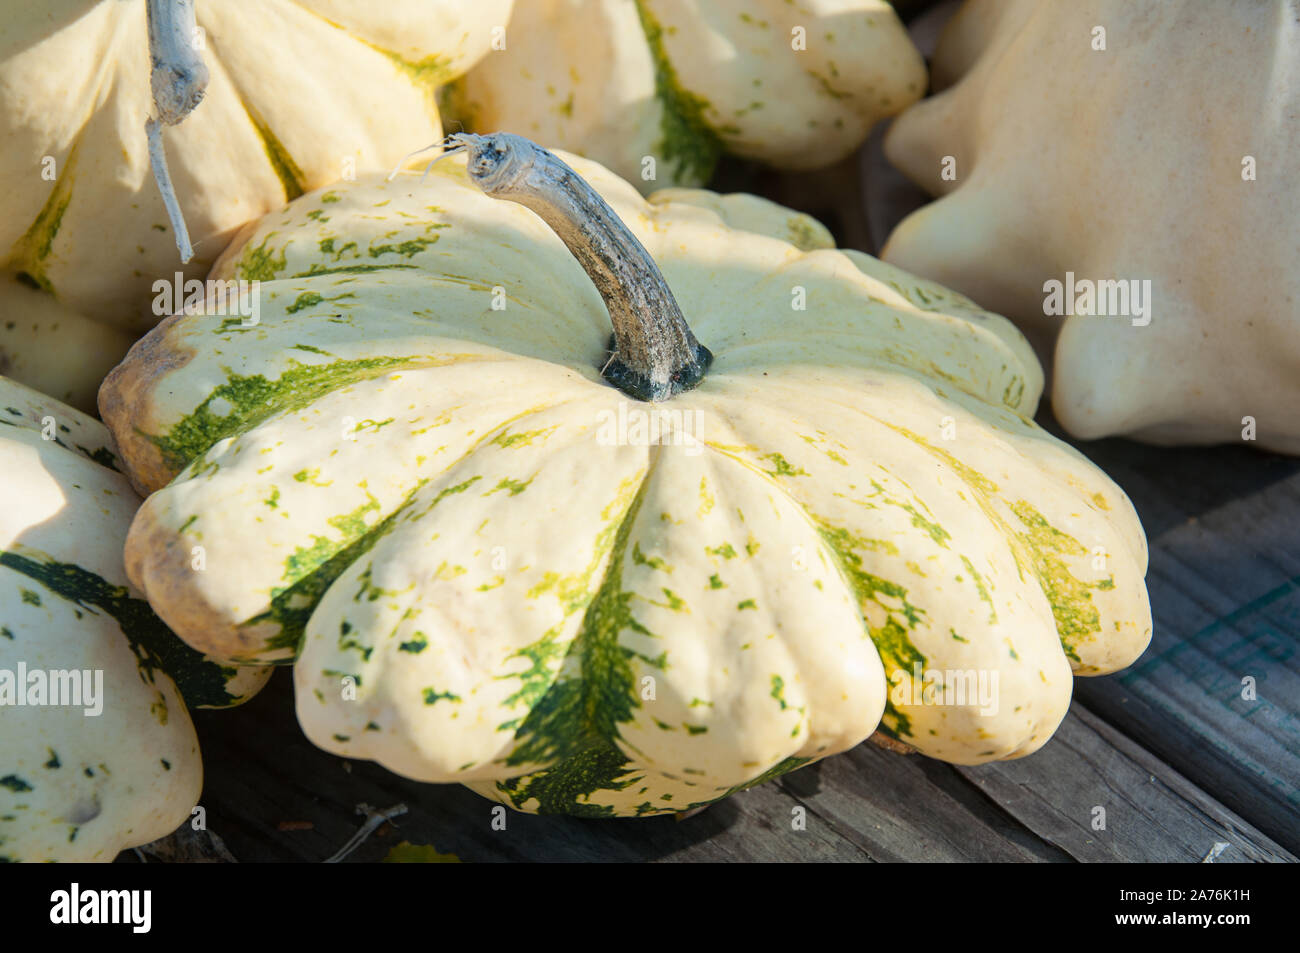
[0,375,268,861]
[0,0,513,410]
[882,0,1300,453]
[100,134,1151,817]
[447,0,926,192]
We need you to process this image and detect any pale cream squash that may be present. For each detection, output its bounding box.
[100,136,1151,816]
[0,375,268,861]
[448,0,926,192]
[0,0,512,410]
[883,0,1300,452]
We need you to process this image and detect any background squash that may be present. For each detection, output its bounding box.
[882,0,1300,453]
[446,0,926,192]
[0,0,513,410]
[100,137,1151,816]
[0,375,267,861]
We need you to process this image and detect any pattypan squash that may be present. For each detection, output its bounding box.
[883,0,1300,452]
[0,374,267,861]
[100,134,1151,816]
[0,0,512,410]
[447,0,926,191]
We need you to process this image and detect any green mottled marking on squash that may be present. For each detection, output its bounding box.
[506,474,645,726]
[1007,501,1112,662]
[770,674,801,713]
[785,216,832,252]
[0,410,119,470]
[294,262,420,278]
[633,0,722,185]
[352,417,394,434]
[902,502,949,548]
[151,356,421,473]
[491,477,667,815]
[19,589,40,606]
[280,495,381,590]
[353,561,408,605]
[286,291,356,314]
[486,475,534,497]
[432,561,466,580]
[654,588,685,611]
[881,698,913,739]
[412,476,481,520]
[243,110,305,200]
[0,548,241,707]
[80,445,119,472]
[806,67,853,101]
[422,686,461,705]
[399,633,428,653]
[684,754,811,811]
[369,236,439,258]
[0,775,32,793]
[706,543,736,560]
[813,518,926,736]
[698,476,714,516]
[1002,376,1025,409]
[761,452,807,477]
[244,480,429,659]
[631,542,669,571]
[491,426,557,449]
[15,145,77,293]
[891,426,1113,662]
[235,236,288,281]
[377,49,456,104]
[960,555,997,623]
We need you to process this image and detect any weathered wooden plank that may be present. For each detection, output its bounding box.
[1068,444,1300,854]
[152,664,1295,863]
[958,705,1295,862]
[164,669,1072,862]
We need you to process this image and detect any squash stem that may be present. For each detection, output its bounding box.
[146,0,208,263]
[439,133,711,401]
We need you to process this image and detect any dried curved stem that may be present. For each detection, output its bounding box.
[431,133,712,402]
[146,0,208,263]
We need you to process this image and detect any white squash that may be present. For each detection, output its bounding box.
[448,0,926,191]
[0,0,513,409]
[100,136,1151,816]
[0,375,267,861]
[882,0,1300,452]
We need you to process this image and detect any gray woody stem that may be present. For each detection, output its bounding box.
[146,0,208,263]
[438,133,711,401]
